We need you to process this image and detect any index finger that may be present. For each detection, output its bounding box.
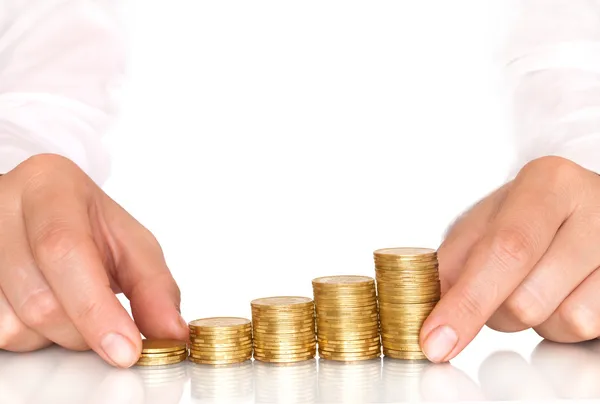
[420,162,578,363]
[22,179,142,368]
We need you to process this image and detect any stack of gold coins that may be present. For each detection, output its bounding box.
[188,317,253,365]
[251,296,316,363]
[312,275,381,361]
[135,339,188,366]
[374,247,441,360]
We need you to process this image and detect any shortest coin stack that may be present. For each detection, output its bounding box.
[189,317,253,365]
[251,296,316,363]
[135,339,188,366]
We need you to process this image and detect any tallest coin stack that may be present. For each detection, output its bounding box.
[374,247,441,360]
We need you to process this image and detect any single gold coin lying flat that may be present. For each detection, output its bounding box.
[189,317,251,329]
[251,296,313,307]
[374,247,436,258]
[136,351,188,366]
[141,339,188,354]
[312,275,374,286]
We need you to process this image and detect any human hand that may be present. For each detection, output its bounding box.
[0,154,187,367]
[420,156,600,362]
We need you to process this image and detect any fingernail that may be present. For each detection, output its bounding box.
[101,333,138,368]
[422,325,458,362]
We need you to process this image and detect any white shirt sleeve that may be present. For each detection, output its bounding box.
[0,0,125,185]
[505,0,600,177]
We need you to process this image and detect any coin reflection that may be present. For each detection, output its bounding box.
[317,358,381,403]
[380,358,431,402]
[254,359,317,403]
[131,362,187,404]
[189,360,253,403]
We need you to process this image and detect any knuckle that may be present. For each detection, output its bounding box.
[521,156,580,189]
[560,304,598,341]
[504,291,547,327]
[19,289,62,328]
[34,227,84,267]
[24,154,76,172]
[490,227,534,268]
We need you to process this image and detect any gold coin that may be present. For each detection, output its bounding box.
[318,351,380,362]
[254,351,315,359]
[189,352,252,361]
[316,310,379,318]
[139,349,187,358]
[382,340,422,350]
[188,356,251,365]
[189,327,252,335]
[383,349,427,360]
[189,317,251,329]
[136,352,188,366]
[312,275,374,285]
[254,355,314,363]
[374,247,436,257]
[317,331,380,340]
[252,319,314,326]
[313,288,375,295]
[190,337,252,346]
[253,346,315,355]
[190,340,253,348]
[317,335,380,345]
[251,296,313,307]
[253,328,314,335]
[316,311,379,319]
[319,344,380,353]
[254,341,316,350]
[141,339,187,354]
[252,312,314,318]
[190,346,253,354]
[253,327,315,335]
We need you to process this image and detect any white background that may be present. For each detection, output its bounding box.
[100,0,548,398]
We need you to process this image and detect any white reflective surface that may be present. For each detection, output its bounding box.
[2,331,600,403]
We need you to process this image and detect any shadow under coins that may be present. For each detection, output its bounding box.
[478,339,600,401]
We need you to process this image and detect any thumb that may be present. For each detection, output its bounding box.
[101,196,188,341]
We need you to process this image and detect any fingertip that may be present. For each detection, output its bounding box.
[421,325,459,363]
[100,332,141,368]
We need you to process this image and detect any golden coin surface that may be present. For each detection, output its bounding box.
[318,352,380,362]
[136,352,188,366]
[383,349,428,360]
[189,317,251,329]
[312,275,374,285]
[251,296,313,307]
[140,349,187,358]
[141,339,187,354]
[188,356,251,365]
[253,357,316,364]
[374,247,436,257]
